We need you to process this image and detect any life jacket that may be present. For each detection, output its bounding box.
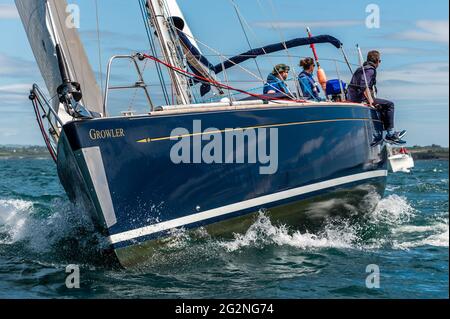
[298,71,320,100]
[263,73,289,95]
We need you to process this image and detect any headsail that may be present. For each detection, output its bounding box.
[146,0,222,100]
[164,0,201,52]
[147,0,192,105]
[15,0,103,115]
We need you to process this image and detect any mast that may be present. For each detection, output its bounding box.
[146,0,191,105]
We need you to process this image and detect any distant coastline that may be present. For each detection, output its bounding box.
[400,145,449,161]
[0,145,51,158]
[1,144,449,160]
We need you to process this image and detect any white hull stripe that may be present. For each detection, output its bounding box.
[109,170,387,244]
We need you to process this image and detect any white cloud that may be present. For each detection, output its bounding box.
[0,83,36,112]
[0,127,19,138]
[380,62,449,85]
[381,83,449,101]
[346,46,448,59]
[253,20,362,29]
[393,20,449,45]
[0,53,39,78]
[377,62,449,101]
[364,47,446,56]
[0,84,32,94]
[0,4,19,19]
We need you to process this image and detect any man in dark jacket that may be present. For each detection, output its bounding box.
[348,50,406,144]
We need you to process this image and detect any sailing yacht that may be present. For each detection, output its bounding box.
[16,0,388,267]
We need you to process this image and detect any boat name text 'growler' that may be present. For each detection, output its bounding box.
[89,129,125,140]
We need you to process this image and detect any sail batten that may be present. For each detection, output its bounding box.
[15,0,103,115]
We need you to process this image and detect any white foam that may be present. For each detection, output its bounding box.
[385,185,401,192]
[422,228,449,247]
[368,194,415,225]
[0,197,101,252]
[220,213,357,252]
[368,196,450,249]
[393,221,449,249]
[393,223,448,234]
[161,227,190,249]
[0,199,34,244]
[218,194,447,253]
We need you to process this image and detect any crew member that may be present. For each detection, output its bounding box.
[263,64,291,95]
[298,57,324,101]
[348,50,406,144]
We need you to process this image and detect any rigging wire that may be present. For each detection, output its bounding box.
[173,27,263,80]
[141,53,307,103]
[220,56,234,102]
[137,1,350,102]
[229,0,264,84]
[202,12,358,67]
[256,0,303,98]
[229,0,303,97]
[172,26,296,100]
[224,3,274,68]
[168,54,356,63]
[128,58,149,111]
[138,0,170,105]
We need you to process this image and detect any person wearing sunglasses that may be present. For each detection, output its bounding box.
[348,50,406,144]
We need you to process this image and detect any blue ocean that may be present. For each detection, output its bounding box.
[0,156,448,298]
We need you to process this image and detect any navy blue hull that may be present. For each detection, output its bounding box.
[57,104,387,267]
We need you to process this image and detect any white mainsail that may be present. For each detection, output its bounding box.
[15,0,103,114]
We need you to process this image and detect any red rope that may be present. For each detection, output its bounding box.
[141,53,307,103]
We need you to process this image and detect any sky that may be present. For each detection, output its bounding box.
[0,0,448,146]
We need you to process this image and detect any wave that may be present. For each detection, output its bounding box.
[392,220,449,249]
[219,195,447,252]
[0,197,112,266]
[220,213,357,252]
[0,199,33,244]
[0,190,446,268]
[367,194,415,225]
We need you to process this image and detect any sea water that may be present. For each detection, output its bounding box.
[0,157,448,298]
